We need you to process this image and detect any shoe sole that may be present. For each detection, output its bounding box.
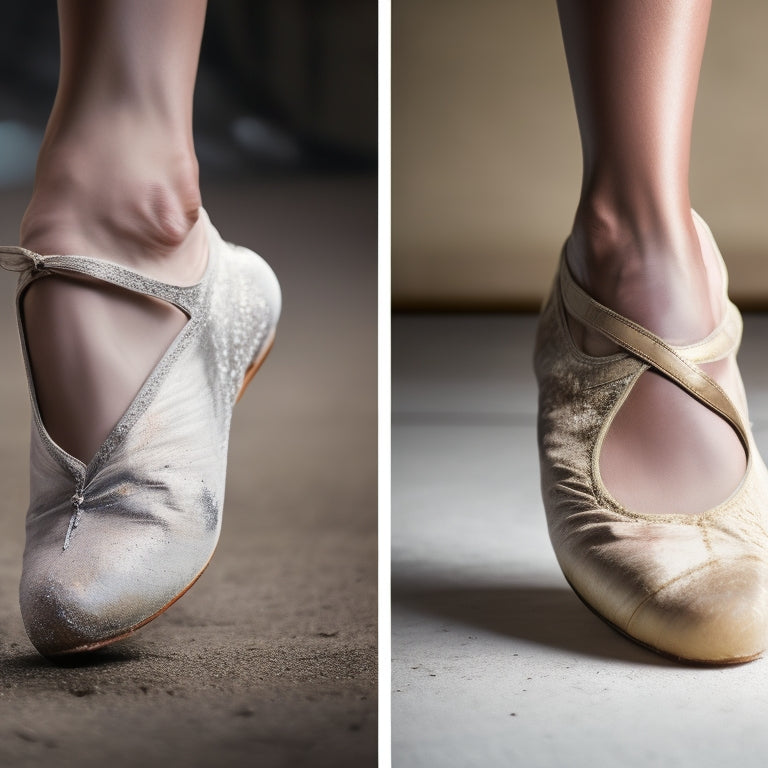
[236,328,276,403]
[564,574,763,667]
[45,327,278,657]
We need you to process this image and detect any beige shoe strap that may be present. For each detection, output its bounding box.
[559,252,749,452]
[675,301,742,365]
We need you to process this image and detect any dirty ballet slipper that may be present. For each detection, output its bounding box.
[2,210,280,656]
[535,213,768,664]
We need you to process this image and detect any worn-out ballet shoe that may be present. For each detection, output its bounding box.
[535,214,768,664]
[0,209,280,656]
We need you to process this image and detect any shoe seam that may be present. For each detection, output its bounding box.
[625,554,763,633]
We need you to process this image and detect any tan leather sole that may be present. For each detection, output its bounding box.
[47,329,278,657]
[236,328,276,403]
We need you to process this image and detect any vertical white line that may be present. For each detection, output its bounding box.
[378,0,392,765]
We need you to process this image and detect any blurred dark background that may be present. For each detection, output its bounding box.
[0,0,377,182]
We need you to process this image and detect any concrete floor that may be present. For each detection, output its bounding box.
[392,313,768,768]
[0,178,377,767]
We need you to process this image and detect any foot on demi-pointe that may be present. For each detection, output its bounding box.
[14,199,280,657]
[565,209,747,516]
[19,180,207,464]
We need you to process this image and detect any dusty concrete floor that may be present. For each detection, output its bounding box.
[392,313,768,768]
[0,178,377,767]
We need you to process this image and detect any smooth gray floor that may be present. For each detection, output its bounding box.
[392,313,768,768]
[0,178,377,768]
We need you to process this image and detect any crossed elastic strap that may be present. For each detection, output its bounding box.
[558,250,750,454]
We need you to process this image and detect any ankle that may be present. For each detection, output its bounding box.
[20,138,205,284]
[569,195,700,284]
[567,195,723,343]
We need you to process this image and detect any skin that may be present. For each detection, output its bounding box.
[556,0,747,515]
[20,0,209,463]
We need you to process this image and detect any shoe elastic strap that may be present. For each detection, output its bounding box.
[558,252,750,453]
[0,246,202,315]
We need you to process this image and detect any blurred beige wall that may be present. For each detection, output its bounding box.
[393,1,768,309]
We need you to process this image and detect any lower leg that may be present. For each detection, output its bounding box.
[21,0,208,463]
[557,0,746,515]
[558,0,718,345]
[22,0,208,283]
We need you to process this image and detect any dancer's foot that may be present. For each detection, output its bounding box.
[19,124,205,463]
[565,203,746,516]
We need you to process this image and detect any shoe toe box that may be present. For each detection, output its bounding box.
[20,511,218,657]
[625,556,768,663]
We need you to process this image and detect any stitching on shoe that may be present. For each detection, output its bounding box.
[63,483,85,551]
[697,518,713,555]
